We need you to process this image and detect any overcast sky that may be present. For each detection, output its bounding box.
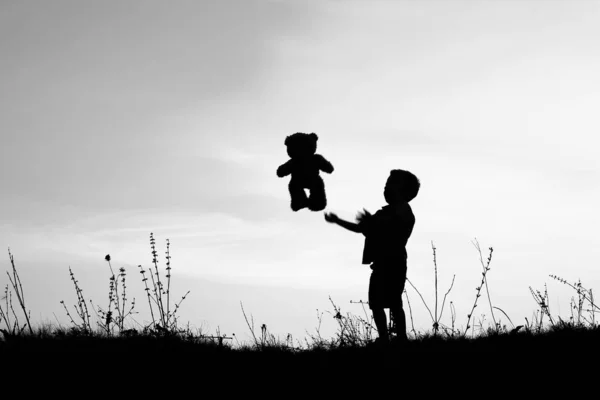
[1,0,599,342]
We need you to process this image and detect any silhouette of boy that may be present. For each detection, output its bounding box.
[324,169,419,344]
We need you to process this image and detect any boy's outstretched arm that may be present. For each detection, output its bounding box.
[324,212,362,233]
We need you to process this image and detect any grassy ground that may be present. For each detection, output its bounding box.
[2,235,599,365]
[2,320,598,354]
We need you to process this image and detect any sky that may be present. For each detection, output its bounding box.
[1,0,599,344]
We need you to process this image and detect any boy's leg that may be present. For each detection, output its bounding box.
[372,307,389,342]
[390,273,408,341]
[369,269,389,342]
[390,305,407,341]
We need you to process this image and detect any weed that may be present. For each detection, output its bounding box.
[60,267,93,334]
[0,249,33,336]
[139,233,190,334]
[404,241,456,338]
[464,240,494,336]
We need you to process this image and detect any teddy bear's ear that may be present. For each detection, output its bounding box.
[309,132,318,141]
[284,136,291,146]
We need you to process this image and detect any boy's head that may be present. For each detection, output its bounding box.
[384,169,420,204]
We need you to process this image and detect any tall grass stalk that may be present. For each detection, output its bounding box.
[463,241,494,337]
[473,239,496,328]
[60,267,92,333]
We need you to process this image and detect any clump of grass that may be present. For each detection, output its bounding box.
[138,233,190,335]
[551,274,599,327]
[4,235,600,355]
[0,235,235,350]
[59,232,192,337]
[527,275,599,334]
[92,255,137,335]
[239,302,295,351]
[0,249,33,337]
[60,254,138,336]
[326,296,375,347]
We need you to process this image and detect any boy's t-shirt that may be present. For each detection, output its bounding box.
[360,202,415,271]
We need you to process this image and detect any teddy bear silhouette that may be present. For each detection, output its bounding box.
[276,132,334,212]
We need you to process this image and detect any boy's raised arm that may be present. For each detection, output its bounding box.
[324,212,362,233]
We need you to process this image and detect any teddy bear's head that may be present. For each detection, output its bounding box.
[284,132,318,159]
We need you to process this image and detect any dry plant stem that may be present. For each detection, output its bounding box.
[60,300,79,329]
[150,233,166,326]
[307,309,326,347]
[350,299,375,341]
[450,301,456,335]
[405,243,456,336]
[473,239,496,328]
[0,285,12,331]
[170,290,190,326]
[430,242,457,334]
[433,242,438,334]
[405,278,435,322]
[240,301,259,347]
[62,266,92,332]
[166,239,171,321]
[139,265,156,326]
[1,289,17,333]
[6,249,33,334]
[403,288,417,337]
[105,257,121,327]
[119,266,129,331]
[329,297,348,344]
[431,241,439,335]
[493,306,515,329]
[550,275,600,312]
[464,243,494,337]
[438,275,456,322]
[329,297,373,346]
[148,269,163,325]
[87,299,105,331]
[591,289,596,326]
[529,284,554,329]
[8,291,20,331]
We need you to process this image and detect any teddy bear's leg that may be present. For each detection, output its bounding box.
[289,180,308,211]
[307,178,327,211]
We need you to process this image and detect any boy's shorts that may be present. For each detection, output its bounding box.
[368,263,407,310]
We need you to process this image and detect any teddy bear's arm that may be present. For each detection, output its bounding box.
[276,160,293,177]
[316,154,334,174]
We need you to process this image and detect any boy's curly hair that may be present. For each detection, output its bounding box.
[389,169,420,202]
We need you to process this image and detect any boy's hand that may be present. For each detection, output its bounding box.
[324,212,339,224]
[355,208,372,224]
